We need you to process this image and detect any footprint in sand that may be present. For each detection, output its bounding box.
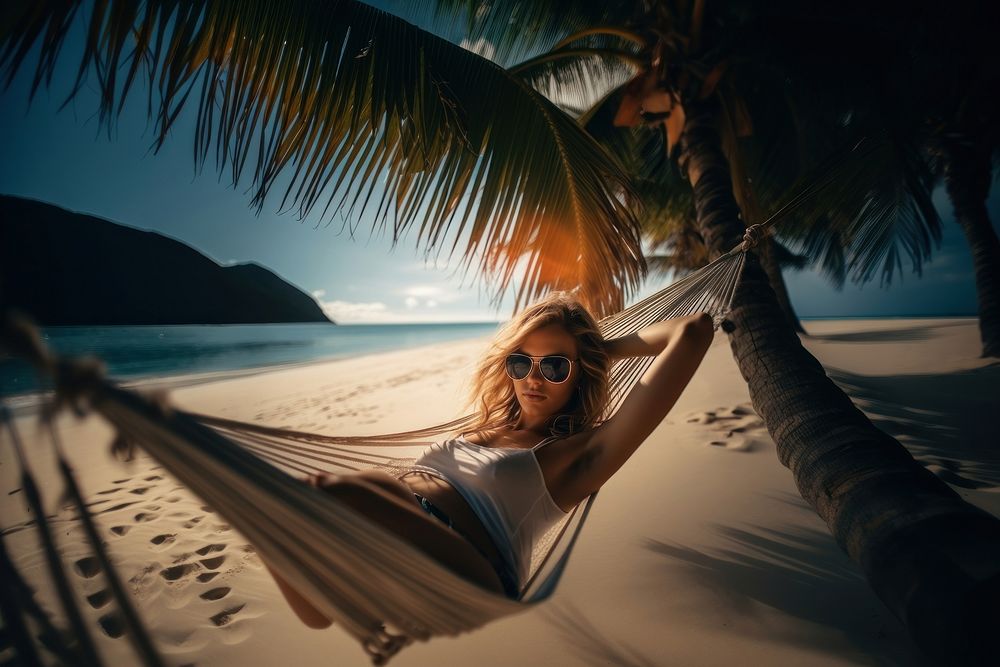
[210,604,246,627]
[687,403,767,452]
[98,612,125,638]
[200,556,227,570]
[110,526,130,536]
[151,534,176,548]
[200,586,231,601]
[160,563,200,581]
[197,572,221,583]
[196,544,226,556]
[134,512,158,523]
[74,556,101,578]
[86,589,112,609]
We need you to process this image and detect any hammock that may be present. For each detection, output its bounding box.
[1,240,748,665]
[0,139,870,665]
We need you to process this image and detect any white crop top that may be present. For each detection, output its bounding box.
[404,436,569,588]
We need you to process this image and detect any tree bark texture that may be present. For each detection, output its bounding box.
[679,97,1000,664]
[942,140,1000,358]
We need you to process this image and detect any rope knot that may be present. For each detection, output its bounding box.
[740,224,764,251]
[362,625,411,665]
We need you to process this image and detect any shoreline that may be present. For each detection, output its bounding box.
[0,331,498,416]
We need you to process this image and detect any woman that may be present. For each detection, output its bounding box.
[269,292,714,628]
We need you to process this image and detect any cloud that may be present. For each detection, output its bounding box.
[312,289,326,299]
[404,296,419,309]
[318,300,391,323]
[403,285,443,298]
[315,297,498,324]
[400,284,463,304]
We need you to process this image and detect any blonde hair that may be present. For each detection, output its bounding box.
[464,291,610,440]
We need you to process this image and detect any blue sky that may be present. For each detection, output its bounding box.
[1,8,996,323]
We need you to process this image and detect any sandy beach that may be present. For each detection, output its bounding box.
[2,317,997,666]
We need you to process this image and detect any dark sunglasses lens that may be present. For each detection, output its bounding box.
[506,354,532,379]
[539,357,571,383]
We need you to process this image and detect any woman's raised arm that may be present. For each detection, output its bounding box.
[567,313,715,497]
[603,314,710,361]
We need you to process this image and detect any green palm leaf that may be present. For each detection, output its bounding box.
[769,135,941,287]
[1,0,646,316]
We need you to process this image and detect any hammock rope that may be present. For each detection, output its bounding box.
[0,136,879,664]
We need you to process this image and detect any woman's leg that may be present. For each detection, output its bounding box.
[264,471,506,628]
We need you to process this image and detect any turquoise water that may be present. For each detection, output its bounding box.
[0,322,500,396]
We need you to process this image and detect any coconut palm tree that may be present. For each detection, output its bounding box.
[565,80,815,332]
[3,0,998,663]
[916,3,1000,357]
[497,2,939,337]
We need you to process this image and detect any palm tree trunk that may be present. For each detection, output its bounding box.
[758,234,807,334]
[678,97,1000,665]
[941,140,1000,358]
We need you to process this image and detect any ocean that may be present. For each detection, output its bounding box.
[0,322,501,397]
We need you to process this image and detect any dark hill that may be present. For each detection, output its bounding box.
[0,195,333,325]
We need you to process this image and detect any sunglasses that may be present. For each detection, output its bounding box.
[504,353,575,384]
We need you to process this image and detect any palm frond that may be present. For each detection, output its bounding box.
[398,1,638,67]
[778,135,941,287]
[509,47,640,117]
[842,137,941,286]
[800,213,849,289]
[769,237,810,271]
[1,0,647,316]
[739,118,942,288]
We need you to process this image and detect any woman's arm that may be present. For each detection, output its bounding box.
[565,313,715,499]
[603,314,710,361]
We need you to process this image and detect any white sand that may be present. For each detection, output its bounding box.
[2,317,997,666]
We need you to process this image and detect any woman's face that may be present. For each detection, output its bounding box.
[510,323,580,422]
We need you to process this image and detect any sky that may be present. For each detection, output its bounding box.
[1,6,997,324]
